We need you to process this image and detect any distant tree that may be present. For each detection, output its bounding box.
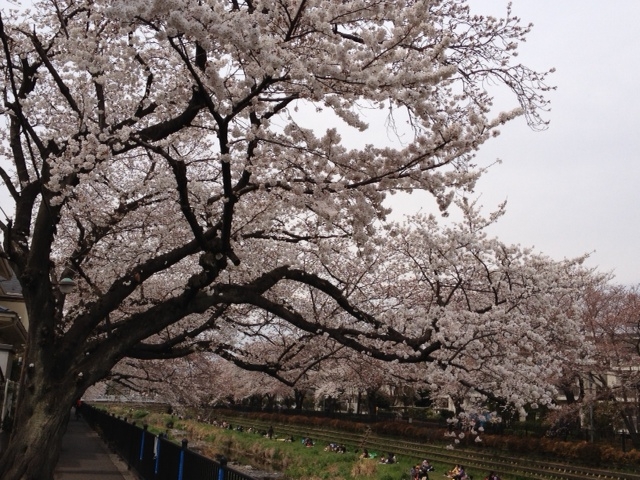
[0,0,567,478]
[582,285,640,448]
[312,353,389,415]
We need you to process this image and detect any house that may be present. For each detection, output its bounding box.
[0,255,27,430]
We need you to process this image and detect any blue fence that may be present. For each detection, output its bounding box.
[80,404,256,480]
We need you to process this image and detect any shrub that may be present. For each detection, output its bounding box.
[575,442,602,466]
[600,445,625,464]
[622,448,640,466]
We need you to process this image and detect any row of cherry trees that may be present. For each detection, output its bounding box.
[101,204,639,438]
[101,243,640,447]
[105,281,640,449]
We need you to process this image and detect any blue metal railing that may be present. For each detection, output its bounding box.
[80,404,256,480]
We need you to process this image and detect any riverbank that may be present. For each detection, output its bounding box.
[103,405,410,480]
[99,404,640,480]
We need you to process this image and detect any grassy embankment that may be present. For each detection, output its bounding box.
[101,405,471,480]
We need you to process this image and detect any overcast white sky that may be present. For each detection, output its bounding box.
[391,1,640,286]
[478,0,640,285]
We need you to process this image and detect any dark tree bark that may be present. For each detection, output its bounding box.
[293,388,305,410]
[0,382,75,479]
[366,388,379,419]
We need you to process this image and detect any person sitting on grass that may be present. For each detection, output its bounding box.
[325,443,338,452]
[483,472,501,480]
[420,459,434,473]
[453,465,470,480]
[418,458,433,479]
[446,464,461,478]
[379,452,396,464]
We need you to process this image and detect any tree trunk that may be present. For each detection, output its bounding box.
[265,394,275,411]
[0,377,76,480]
[0,340,86,480]
[366,389,378,419]
[619,407,640,450]
[294,389,305,410]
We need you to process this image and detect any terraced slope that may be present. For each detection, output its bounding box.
[213,412,640,480]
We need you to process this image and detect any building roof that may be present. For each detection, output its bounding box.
[0,256,11,280]
[0,306,26,346]
[0,255,27,347]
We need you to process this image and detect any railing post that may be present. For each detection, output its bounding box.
[218,455,227,480]
[154,433,162,476]
[177,438,188,480]
[139,424,147,461]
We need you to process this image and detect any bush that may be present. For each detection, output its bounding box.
[600,445,625,464]
[619,448,640,467]
[575,442,602,466]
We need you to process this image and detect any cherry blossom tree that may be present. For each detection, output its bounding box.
[106,340,338,411]
[118,200,603,427]
[312,353,400,416]
[581,285,640,448]
[0,0,565,478]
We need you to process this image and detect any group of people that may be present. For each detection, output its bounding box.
[445,464,470,480]
[359,449,396,463]
[445,465,501,480]
[208,421,297,443]
[324,442,347,453]
[203,417,502,480]
[379,452,397,464]
[483,473,501,480]
[410,459,435,480]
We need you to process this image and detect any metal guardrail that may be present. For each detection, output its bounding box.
[81,404,257,480]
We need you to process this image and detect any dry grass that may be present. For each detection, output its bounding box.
[351,458,378,478]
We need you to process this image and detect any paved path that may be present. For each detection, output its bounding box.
[54,416,137,480]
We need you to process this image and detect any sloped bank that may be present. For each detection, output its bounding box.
[207,408,640,470]
[102,405,408,480]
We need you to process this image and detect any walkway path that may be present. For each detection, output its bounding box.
[54,415,137,480]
